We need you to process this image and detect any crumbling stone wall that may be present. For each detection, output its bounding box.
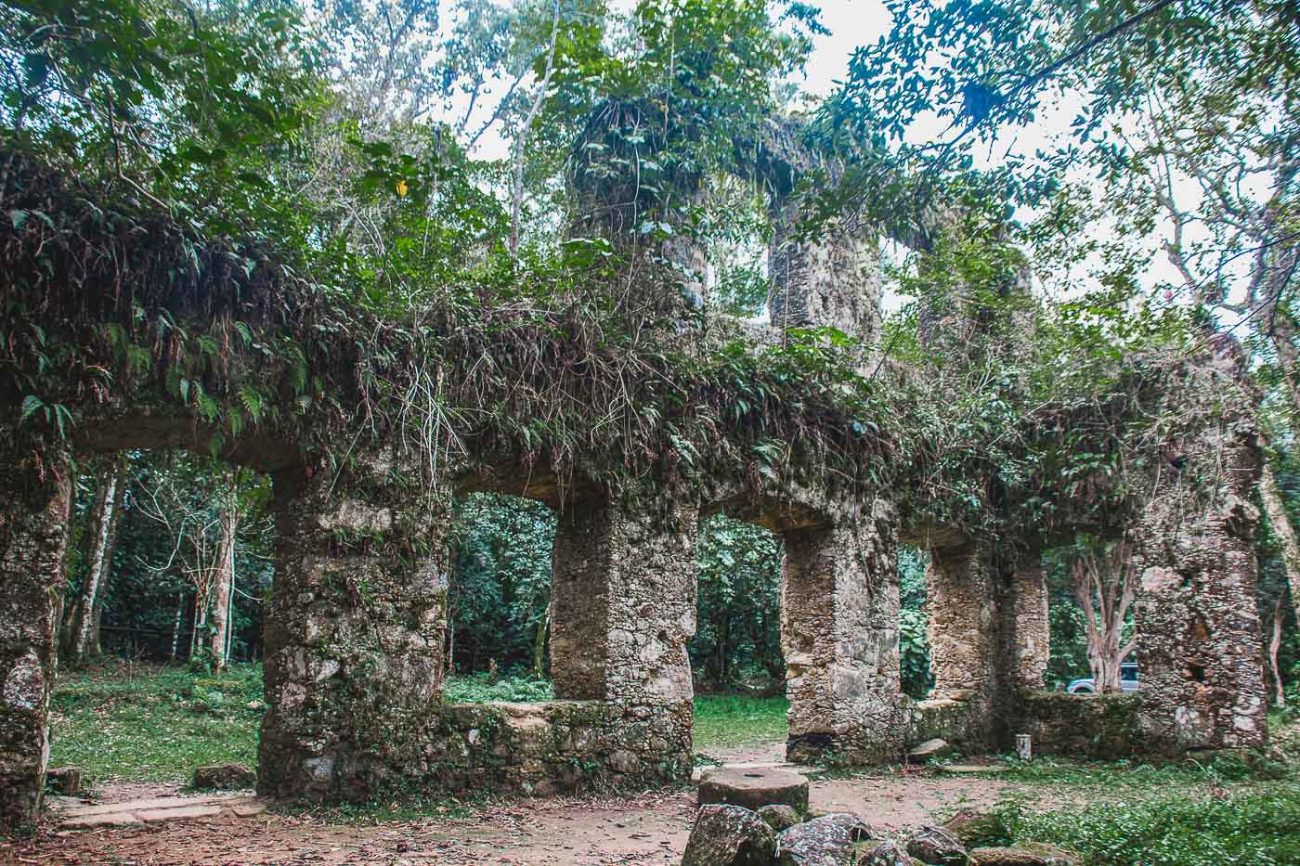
[1133,360,1267,752]
[925,543,996,706]
[767,200,882,344]
[1007,556,1049,691]
[920,541,1046,748]
[0,442,71,829]
[258,452,449,800]
[770,499,903,763]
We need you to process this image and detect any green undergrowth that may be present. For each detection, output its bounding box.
[692,693,788,751]
[974,783,1300,866]
[49,662,263,784]
[442,673,555,703]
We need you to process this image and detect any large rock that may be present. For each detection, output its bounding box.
[758,804,801,832]
[191,763,256,790]
[682,804,778,866]
[907,826,968,864]
[776,813,876,865]
[858,840,914,865]
[942,811,1004,847]
[969,844,1081,866]
[699,767,809,814]
[906,739,952,764]
[46,766,83,796]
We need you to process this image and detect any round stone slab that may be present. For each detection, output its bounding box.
[697,767,809,813]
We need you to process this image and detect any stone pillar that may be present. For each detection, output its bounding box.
[782,499,901,764]
[550,501,613,700]
[1009,556,1050,691]
[1134,379,1267,752]
[0,444,71,829]
[549,496,696,774]
[924,541,1004,746]
[259,455,448,801]
[767,200,882,344]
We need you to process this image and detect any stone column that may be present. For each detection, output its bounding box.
[549,496,696,775]
[1009,556,1050,691]
[924,541,1004,746]
[259,454,448,801]
[1134,384,1267,752]
[550,501,613,700]
[0,444,71,829]
[767,198,882,344]
[782,499,901,764]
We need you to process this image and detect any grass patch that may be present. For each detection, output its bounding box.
[49,662,263,784]
[693,693,787,751]
[991,783,1300,866]
[441,673,554,703]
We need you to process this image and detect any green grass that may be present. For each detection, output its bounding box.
[442,672,555,703]
[985,783,1300,866]
[49,663,263,784]
[692,693,787,750]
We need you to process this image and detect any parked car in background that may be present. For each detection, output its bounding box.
[1067,662,1139,693]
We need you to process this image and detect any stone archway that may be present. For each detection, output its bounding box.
[701,491,905,765]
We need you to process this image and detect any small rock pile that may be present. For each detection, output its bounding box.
[683,768,1081,866]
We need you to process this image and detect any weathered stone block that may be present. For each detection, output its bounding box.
[757,804,801,832]
[192,763,256,790]
[699,767,809,813]
[681,804,777,866]
[907,826,969,865]
[775,813,876,865]
[46,766,83,796]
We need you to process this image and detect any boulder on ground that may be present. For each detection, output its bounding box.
[969,844,1082,866]
[46,766,83,796]
[681,804,778,866]
[699,767,809,814]
[776,812,876,865]
[906,739,952,764]
[757,804,801,832]
[942,811,1004,847]
[191,763,256,790]
[907,825,969,864]
[858,840,915,866]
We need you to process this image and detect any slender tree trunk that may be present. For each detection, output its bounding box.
[1261,462,1300,626]
[1074,541,1137,693]
[508,0,561,258]
[169,593,184,661]
[1270,596,1287,706]
[532,606,548,678]
[207,508,239,672]
[62,456,126,664]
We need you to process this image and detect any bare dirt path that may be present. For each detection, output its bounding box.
[2,743,1021,865]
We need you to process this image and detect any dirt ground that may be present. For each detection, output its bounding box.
[1,744,1018,866]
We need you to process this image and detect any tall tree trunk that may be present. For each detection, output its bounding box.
[1073,540,1137,693]
[1269,596,1287,706]
[1261,462,1300,625]
[62,455,126,664]
[207,508,239,672]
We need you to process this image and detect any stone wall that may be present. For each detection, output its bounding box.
[767,199,882,344]
[1008,559,1050,690]
[1134,360,1268,752]
[1017,691,1143,761]
[780,498,904,764]
[258,453,449,800]
[0,443,71,829]
[395,700,688,795]
[924,542,1000,744]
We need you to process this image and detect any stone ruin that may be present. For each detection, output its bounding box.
[0,148,1269,830]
